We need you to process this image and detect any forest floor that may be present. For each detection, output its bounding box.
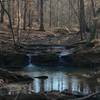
[0,92,100,100]
[0,28,82,53]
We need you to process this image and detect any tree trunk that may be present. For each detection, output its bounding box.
[68,0,71,28]
[17,0,20,43]
[91,0,97,38]
[56,0,60,27]
[28,9,31,28]
[0,0,16,46]
[7,0,11,17]
[37,0,40,25]
[49,0,52,28]
[0,0,4,23]
[23,0,27,30]
[12,0,15,25]
[39,0,45,31]
[79,0,86,40]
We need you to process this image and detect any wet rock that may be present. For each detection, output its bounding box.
[34,76,48,79]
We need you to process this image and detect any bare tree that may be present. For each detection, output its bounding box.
[39,0,45,31]
[0,0,4,23]
[91,0,97,38]
[16,0,20,43]
[23,0,27,30]
[36,0,40,25]
[0,0,16,45]
[56,0,60,27]
[79,0,86,40]
[49,0,52,28]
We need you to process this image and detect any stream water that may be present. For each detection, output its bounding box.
[4,54,100,96]
[7,64,100,95]
[21,65,90,94]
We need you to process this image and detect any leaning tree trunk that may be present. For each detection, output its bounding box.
[39,0,45,31]
[79,0,86,40]
[0,0,4,23]
[0,0,16,46]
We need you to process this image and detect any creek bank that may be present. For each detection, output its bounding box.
[0,92,100,100]
[0,68,33,82]
[72,42,100,68]
[1,40,100,68]
[61,40,100,68]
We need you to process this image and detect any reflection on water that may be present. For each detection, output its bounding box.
[6,64,100,95]
[32,71,90,94]
[14,64,94,94]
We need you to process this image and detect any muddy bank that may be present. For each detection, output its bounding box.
[0,68,33,82]
[72,41,100,68]
[0,93,100,100]
[0,94,49,100]
[73,51,100,68]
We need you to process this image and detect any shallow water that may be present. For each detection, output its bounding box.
[8,63,100,94]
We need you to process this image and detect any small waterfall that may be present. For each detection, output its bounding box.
[58,48,75,62]
[27,54,33,67]
[59,50,71,62]
[59,50,72,57]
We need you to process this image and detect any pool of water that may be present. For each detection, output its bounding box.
[8,63,100,95]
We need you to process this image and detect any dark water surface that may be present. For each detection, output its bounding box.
[8,63,100,95]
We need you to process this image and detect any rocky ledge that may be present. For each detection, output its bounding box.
[0,68,33,83]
